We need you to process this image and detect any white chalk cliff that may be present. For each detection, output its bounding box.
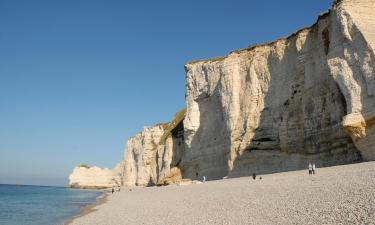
[69,163,123,189]
[182,0,375,179]
[123,109,185,186]
[69,0,375,188]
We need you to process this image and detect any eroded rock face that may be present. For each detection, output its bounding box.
[70,115,185,189]
[157,167,182,186]
[183,0,374,179]
[327,0,375,160]
[123,125,165,186]
[69,163,123,189]
[123,122,185,186]
[69,0,375,188]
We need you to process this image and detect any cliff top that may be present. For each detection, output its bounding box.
[185,7,332,67]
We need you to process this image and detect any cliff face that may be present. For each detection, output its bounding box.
[183,0,374,179]
[69,112,185,188]
[69,163,123,189]
[123,111,185,186]
[123,125,165,186]
[69,0,375,188]
[328,0,375,160]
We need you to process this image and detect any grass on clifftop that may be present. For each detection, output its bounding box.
[159,108,186,145]
[186,56,225,65]
[78,164,90,168]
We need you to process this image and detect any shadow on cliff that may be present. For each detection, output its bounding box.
[181,81,231,181]
[229,23,361,178]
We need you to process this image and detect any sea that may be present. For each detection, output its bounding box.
[0,184,102,225]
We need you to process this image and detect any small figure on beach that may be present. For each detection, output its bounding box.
[312,162,316,175]
[111,188,114,194]
[308,163,312,175]
[203,176,206,182]
[252,173,256,180]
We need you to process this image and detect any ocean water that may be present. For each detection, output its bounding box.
[0,184,102,225]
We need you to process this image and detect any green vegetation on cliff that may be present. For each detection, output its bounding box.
[78,164,90,168]
[159,108,186,145]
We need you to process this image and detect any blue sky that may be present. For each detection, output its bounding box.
[0,0,333,186]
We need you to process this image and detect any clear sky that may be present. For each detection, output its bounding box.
[0,0,333,186]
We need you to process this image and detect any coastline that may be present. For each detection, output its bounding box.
[64,191,109,225]
[66,161,375,225]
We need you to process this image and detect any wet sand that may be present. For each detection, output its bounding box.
[68,161,375,225]
[64,192,108,225]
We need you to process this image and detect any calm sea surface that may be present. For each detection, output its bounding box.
[0,184,102,225]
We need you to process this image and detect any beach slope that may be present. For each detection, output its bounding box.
[69,161,375,225]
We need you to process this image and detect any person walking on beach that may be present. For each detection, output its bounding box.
[111,188,114,194]
[308,163,312,175]
[312,162,316,175]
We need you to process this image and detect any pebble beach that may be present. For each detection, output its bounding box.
[68,161,375,225]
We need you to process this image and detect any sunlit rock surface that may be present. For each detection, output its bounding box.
[69,163,123,189]
[70,0,375,187]
[123,110,185,186]
[183,0,374,179]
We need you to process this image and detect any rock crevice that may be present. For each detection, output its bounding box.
[69,0,375,188]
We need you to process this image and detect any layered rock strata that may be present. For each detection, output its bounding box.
[182,0,374,179]
[123,109,185,186]
[69,0,375,188]
[327,0,375,160]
